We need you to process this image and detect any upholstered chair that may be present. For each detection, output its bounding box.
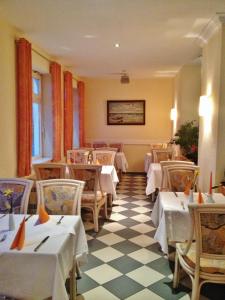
[165,165,199,192]
[33,163,66,180]
[67,150,89,164]
[173,203,225,300]
[93,142,108,149]
[152,149,173,163]
[67,164,107,232]
[36,179,85,216]
[160,160,194,191]
[0,178,33,214]
[108,143,124,152]
[92,150,116,166]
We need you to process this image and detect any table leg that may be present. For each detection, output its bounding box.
[69,260,76,300]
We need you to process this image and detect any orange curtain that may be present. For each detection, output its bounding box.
[77,81,85,147]
[50,62,62,161]
[64,71,73,155]
[16,38,32,177]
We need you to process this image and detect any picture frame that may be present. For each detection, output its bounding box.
[107,100,145,125]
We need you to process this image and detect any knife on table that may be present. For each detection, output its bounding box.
[34,236,50,252]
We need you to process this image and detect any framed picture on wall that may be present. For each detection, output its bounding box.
[107,100,145,125]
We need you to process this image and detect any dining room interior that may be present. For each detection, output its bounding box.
[0,1,225,300]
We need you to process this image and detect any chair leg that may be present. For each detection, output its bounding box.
[191,276,200,300]
[173,252,180,289]
[93,207,99,232]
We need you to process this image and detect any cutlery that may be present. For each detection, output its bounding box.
[25,215,33,222]
[181,200,185,210]
[34,236,50,252]
[0,214,6,219]
[173,191,178,197]
[56,216,64,225]
[0,234,7,242]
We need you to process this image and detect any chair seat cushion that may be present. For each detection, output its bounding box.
[177,242,225,274]
[82,191,107,203]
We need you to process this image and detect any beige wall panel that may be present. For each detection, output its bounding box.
[0,20,17,177]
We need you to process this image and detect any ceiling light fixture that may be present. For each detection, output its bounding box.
[114,43,120,48]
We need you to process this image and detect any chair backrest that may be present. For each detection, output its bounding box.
[36,179,85,215]
[150,143,167,150]
[152,149,173,163]
[160,160,194,190]
[188,203,225,263]
[95,147,118,152]
[108,143,124,152]
[93,142,108,149]
[67,164,103,196]
[165,165,199,192]
[33,163,66,180]
[92,150,116,165]
[0,178,33,214]
[67,150,89,164]
[84,142,93,148]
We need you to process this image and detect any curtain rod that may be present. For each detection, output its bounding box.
[32,48,78,81]
[32,47,52,63]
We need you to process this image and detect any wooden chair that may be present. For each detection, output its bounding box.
[67,164,107,232]
[36,179,85,215]
[152,149,173,163]
[109,143,124,152]
[33,163,66,180]
[0,178,33,214]
[173,203,225,300]
[165,165,199,192]
[92,150,116,165]
[93,141,107,149]
[67,149,89,164]
[160,160,194,191]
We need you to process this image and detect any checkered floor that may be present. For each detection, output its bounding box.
[77,173,225,300]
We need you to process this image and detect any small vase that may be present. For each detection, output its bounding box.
[188,189,194,203]
[8,213,15,231]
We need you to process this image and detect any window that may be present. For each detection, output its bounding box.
[32,72,42,158]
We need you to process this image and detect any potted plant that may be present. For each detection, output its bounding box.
[174,120,199,164]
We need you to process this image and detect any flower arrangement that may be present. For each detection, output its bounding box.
[174,120,199,164]
[3,188,14,213]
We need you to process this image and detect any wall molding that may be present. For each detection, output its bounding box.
[86,138,169,145]
[197,14,225,47]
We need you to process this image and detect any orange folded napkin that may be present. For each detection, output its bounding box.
[10,217,25,250]
[198,191,204,204]
[209,171,213,195]
[184,180,192,196]
[38,205,50,224]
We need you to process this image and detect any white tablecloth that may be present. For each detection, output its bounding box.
[0,214,88,300]
[100,165,119,200]
[144,152,152,173]
[151,192,225,254]
[115,152,128,172]
[146,163,162,195]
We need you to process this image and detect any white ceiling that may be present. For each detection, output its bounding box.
[1,0,225,78]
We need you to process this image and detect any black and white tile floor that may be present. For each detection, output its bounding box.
[78,173,225,300]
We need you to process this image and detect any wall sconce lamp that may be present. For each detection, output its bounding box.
[170,108,176,121]
[199,95,210,117]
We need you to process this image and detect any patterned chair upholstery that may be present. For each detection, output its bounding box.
[93,142,108,149]
[67,150,89,164]
[36,179,85,215]
[67,164,107,232]
[152,149,173,163]
[33,163,66,180]
[0,178,33,214]
[108,143,124,152]
[92,150,116,166]
[164,165,199,192]
[173,203,225,300]
[160,160,194,191]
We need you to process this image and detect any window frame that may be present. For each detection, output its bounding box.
[32,71,43,159]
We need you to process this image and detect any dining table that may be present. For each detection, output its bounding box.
[0,214,88,300]
[100,165,119,200]
[115,152,129,173]
[146,163,162,195]
[151,192,225,254]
